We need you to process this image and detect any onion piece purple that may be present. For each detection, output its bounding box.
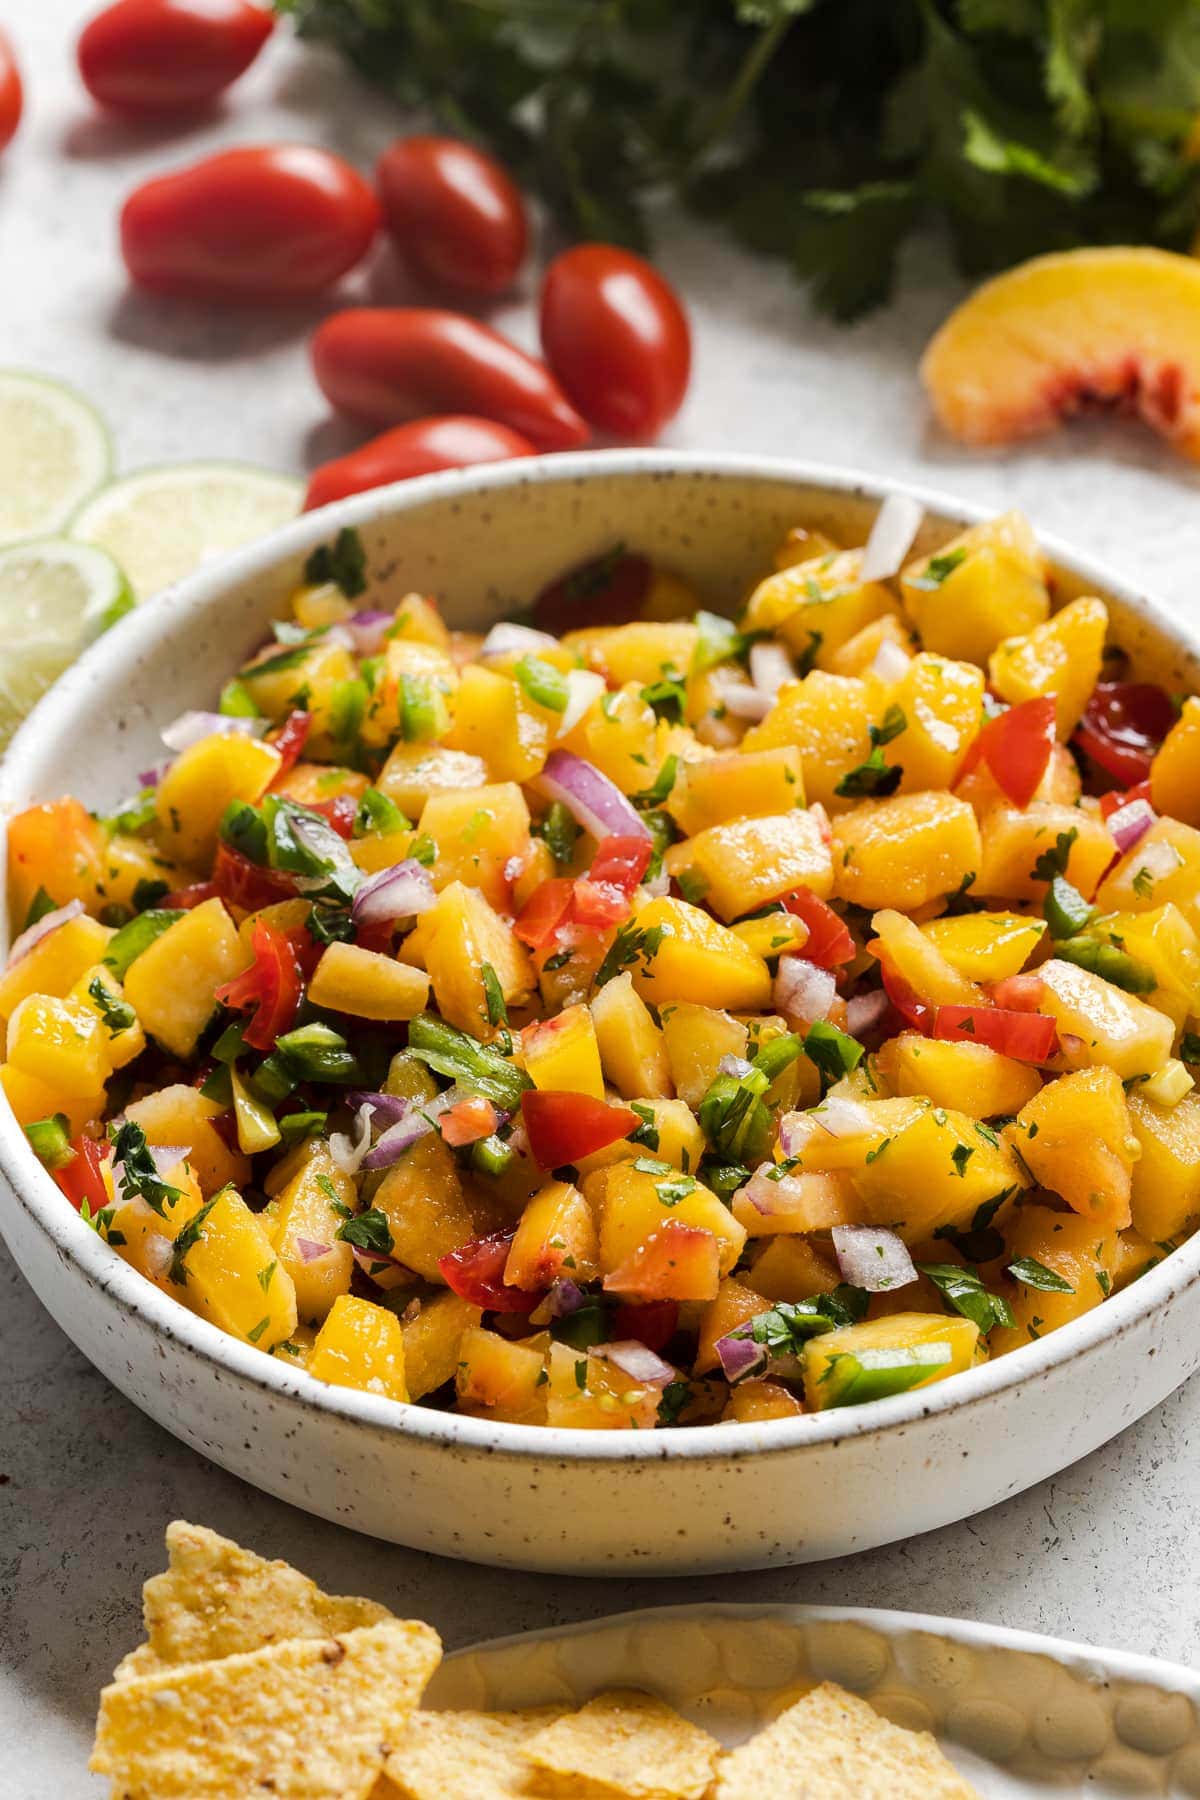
[361,1112,432,1170]
[832,1224,917,1293]
[593,1340,676,1387]
[748,641,794,699]
[859,493,924,582]
[137,763,167,789]
[296,1236,333,1264]
[480,621,560,661]
[345,609,394,656]
[7,897,85,966]
[1107,797,1156,855]
[537,749,651,842]
[715,1329,767,1385]
[160,710,265,753]
[845,988,890,1039]
[718,1054,754,1080]
[346,1090,411,1130]
[545,1277,586,1318]
[774,954,836,1026]
[739,1163,817,1218]
[350,859,436,927]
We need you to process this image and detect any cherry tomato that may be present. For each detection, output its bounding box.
[1073,680,1176,786]
[514,876,576,950]
[521,1090,639,1169]
[0,29,22,152]
[376,134,528,294]
[1100,778,1153,820]
[571,834,653,929]
[539,244,691,439]
[304,415,535,512]
[215,917,303,1051]
[439,1227,532,1311]
[55,1135,110,1217]
[121,146,380,302]
[964,695,1057,809]
[311,308,588,451]
[306,794,358,838]
[782,886,854,968]
[267,709,312,780]
[78,0,272,115]
[212,841,295,911]
[533,547,652,636]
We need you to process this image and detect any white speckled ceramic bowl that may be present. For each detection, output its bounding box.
[431,1603,1200,1795]
[2,452,1199,1575]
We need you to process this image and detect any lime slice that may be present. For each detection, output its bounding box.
[0,538,133,746]
[0,371,113,547]
[70,461,303,602]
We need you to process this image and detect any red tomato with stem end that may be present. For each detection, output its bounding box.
[539,244,691,439]
[311,308,588,451]
[439,1227,533,1311]
[55,1135,110,1216]
[0,28,22,151]
[611,1299,679,1353]
[1073,681,1176,786]
[215,917,303,1051]
[967,695,1057,808]
[212,842,295,913]
[304,416,536,512]
[267,709,312,781]
[521,1090,639,1170]
[121,146,380,302]
[532,547,653,637]
[782,886,854,968]
[78,0,272,115]
[376,135,528,294]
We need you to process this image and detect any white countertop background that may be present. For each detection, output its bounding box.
[3,4,1200,1791]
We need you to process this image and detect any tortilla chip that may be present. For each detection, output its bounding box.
[380,1706,568,1799]
[114,1520,392,1679]
[522,1689,721,1800]
[91,1619,442,1800]
[714,1680,979,1800]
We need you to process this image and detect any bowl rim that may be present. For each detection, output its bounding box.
[2,445,1197,1467]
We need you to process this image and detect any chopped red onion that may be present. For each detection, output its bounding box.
[537,749,651,842]
[347,1090,412,1130]
[813,1095,875,1139]
[137,763,167,789]
[350,859,436,927]
[832,1224,917,1292]
[715,1329,767,1385]
[160,710,265,753]
[7,898,85,966]
[870,636,912,683]
[718,1054,754,1079]
[859,493,924,582]
[774,955,836,1026]
[296,1236,333,1264]
[351,1244,409,1279]
[361,1113,432,1169]
[593,1340,675,1387]
[739,1163,817,1218]
[328,1103,374,1175]
[846,988,890,1038]
[480,620,561,661]
[1060,1032,1086,1060]
[558,668,607,737]
[545,1277,586,1318]
[1108,798,1156,855]
[777,1111,820,1159]
[748,641,794,699]
[345,609,394,656]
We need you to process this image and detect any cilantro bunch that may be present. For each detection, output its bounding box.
[275,0,1200,318]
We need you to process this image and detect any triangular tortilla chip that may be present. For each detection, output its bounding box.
[381,1706,567,1799]
[92,1619,442,1800]
[714,1680,980,1800]
[522,1689,721,1800]
[115,1520,392,1679]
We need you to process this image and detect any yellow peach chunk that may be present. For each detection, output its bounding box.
[667,747,805,835]
[0,912,113,1020]
[831,792,981,911]
[154,733,282,869]
[1152,696,1200,828]
[742,549,897,665]
[309,1294,408,1403]
[308,942,430,1022]
[630,897,772,1012]
[740,672,874,813]
[664,809,832,921]
[988,596,1108,740]
[900,512,1050,665]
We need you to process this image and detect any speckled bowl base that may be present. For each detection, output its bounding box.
[431,1604,1200,1796]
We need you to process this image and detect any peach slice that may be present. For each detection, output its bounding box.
[922,247,1200,460]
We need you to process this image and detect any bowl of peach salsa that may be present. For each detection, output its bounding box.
[3,455,1200,1572]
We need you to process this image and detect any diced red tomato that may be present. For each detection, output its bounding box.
[1100,779,1153,820]
[989,973,1047,1012]
[307,794,357,838]
[439,1095,499,1147]
[55,1135,110,1217]
[588,835,653,894]
[212,842,296,912]
[215,917,303,1051]
[570,878,632,930]
[782,886,853,968]
[267,709,313,781]
[1073,682,1176,786]
[602,1222,719,1302]
[514,876,575,950]
[439,1227,533,1312]
[521,1090,639,1169]
[962,696,1056,808]
[354,918,396,957]
[282,921,323,980]
[160,879,219,909]
[878,959,932,1031]
[933,1004,1058,1062]
[611,1299,679,1353]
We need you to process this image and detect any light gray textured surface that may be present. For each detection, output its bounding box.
[3,3,1200,1793]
